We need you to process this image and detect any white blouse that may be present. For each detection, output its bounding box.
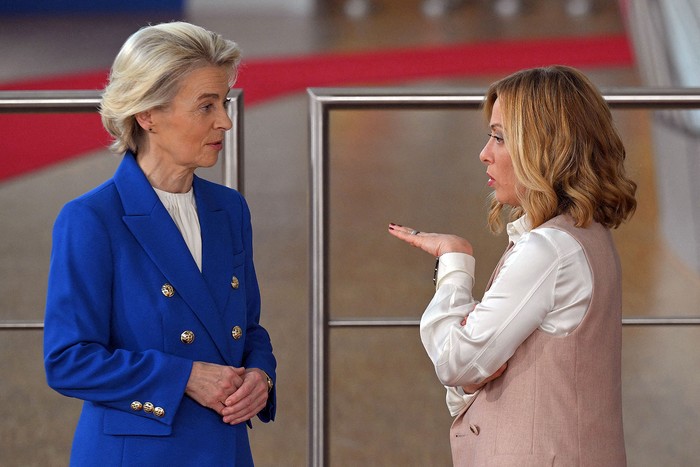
[420,216,593,416]
[153,187,202,272]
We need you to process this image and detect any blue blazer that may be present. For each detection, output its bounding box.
[44,152,276,466]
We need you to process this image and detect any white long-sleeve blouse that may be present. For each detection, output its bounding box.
[420,216,593,416]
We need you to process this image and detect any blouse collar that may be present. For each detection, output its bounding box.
[506,215,531,244]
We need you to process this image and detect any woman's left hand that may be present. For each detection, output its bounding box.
[388,223,473,257]
[221,368,270,425]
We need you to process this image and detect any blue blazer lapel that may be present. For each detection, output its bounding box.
[114,153,235,365]
[194,176,234,313]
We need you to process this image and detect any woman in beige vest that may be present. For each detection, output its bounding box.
[389,65,636,466]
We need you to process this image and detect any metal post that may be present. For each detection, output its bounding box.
[0,90,102,112]
[224,89,244,192]
[308,90,329,467]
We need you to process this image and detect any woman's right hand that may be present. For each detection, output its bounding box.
[388,223,473,257]
[185,361,245,415]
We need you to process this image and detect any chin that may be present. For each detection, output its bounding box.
[198,154,219,168]
[496,194,518,206]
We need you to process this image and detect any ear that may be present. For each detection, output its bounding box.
[135,110,154,132]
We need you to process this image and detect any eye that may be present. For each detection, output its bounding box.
[487,133,504,144]
[200,103,214,112]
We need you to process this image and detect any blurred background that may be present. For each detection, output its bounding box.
[1,0,699,465]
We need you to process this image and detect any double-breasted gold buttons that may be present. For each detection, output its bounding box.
[131,400,164,417]
[231,325,243,340]
[161,283,175,297]
[231,276,240,289]
[180,330,195,344]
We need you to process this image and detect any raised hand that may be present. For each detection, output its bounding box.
[388,223,473,257]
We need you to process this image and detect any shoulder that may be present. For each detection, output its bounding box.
[51,182,122,256]
[507,226,590,289]
[74,178,119,204]
[520,225,590,281]
[57,179,121,223]
[536,214,612,256]
[527,226,582,257]
[508,226,584,276]
[530,215,587,254]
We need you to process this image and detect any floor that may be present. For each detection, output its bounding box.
[1,1,699,466]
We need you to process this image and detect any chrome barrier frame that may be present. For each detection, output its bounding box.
[0,89,244,330]
[308,87,700,467]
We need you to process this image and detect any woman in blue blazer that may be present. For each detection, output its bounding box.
[44,22,276,466]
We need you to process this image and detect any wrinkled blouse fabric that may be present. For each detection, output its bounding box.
[154,187,202,272]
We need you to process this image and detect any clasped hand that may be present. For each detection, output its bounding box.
[186,361,269,425]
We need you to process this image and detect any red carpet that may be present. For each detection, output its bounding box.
[0,34,633,181]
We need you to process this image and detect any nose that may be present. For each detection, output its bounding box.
[216,107,233,131]
[479,140,493,165]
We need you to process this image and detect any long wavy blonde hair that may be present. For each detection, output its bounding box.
[483,65,637,233]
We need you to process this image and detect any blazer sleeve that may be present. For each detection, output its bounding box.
[43,200,193,428]
[236,194,277,423]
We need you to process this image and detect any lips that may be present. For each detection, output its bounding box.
[487,172,495,187]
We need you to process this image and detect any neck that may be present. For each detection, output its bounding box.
[136,151,194,193]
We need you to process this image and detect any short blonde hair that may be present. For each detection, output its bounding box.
[100,21,241,154]
[483,65,637,232]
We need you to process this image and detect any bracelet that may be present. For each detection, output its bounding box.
[260,369,274,392]
[433,257,439,286]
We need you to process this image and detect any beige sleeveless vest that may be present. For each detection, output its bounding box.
[449,215,626,466]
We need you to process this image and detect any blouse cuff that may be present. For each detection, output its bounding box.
[445,386,479,417]
[435,252,475,290]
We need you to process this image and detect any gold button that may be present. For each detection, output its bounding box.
[143,402,154,413]
[180,330,195,344]
[231,276,240,289]
[231,325,242,340]
[161,283,175,297]
[130,401,143,411]
[153,407,165,418]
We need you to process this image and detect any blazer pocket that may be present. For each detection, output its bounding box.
[232,250,245,268]
[103,408,172,437]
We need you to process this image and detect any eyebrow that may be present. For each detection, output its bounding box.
[490,123,503,130]
[196,92,224,101]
